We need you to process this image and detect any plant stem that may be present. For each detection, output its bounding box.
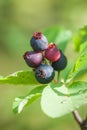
[57,71,60,82]
[72,110,82,126]
[72,110,87,130]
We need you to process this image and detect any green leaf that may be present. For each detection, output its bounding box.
[41,83,72,118]
[41,81,87,118]
[13,85,46,113]
[68,81,87,108]
[0,70,41,86]
[73,26,87,52]
[44,26,72,52]
[67,45,87,80]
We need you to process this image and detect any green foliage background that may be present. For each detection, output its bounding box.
[0,0,87,130]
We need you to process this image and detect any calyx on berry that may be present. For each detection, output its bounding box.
[45,43,61,62]
[35,64,55,84]
[23,51,43,68]
[33,32,42,39]
[30,32,48,51]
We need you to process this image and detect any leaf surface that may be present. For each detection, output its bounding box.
[0,71,42,86]
[41,81,87,118]
[67,45,87,80]
[13,85,46,113]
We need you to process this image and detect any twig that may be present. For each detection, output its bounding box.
[72,110,83,126]
[72,110,87,130]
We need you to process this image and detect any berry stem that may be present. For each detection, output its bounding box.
[57,71,60,83]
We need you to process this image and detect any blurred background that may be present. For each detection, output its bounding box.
[0,0,87,130]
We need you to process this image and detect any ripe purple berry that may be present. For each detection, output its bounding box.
[45,43,61,62]
[35,64,55,84]
[52,51,67,71]
[23,51,43,68]
[30,32,48,51]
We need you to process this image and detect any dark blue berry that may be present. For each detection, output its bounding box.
[23,51,43,68]
[52,51,67,71]
[30,32,48,51]
[35,64,55,84]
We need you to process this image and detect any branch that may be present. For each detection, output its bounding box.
[72,110,87,130]
[72,110,83,126]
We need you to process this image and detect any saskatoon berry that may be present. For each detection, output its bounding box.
[45,43,61,62]
[35,64,55,84]
[23,51,43,68]
[30,32,48,51]
[52,51,67,71]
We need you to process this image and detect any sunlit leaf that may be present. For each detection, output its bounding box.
[67,45,87,80]
[0,70,42,86]
[41,81,87,118]
[13,85,46,113]
[41,83,72,118]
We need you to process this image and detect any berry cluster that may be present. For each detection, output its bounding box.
[23,32,67,84]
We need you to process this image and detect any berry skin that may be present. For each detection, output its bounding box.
[45,43,61,62]
[23,51,43,68]
[30,32,48,51]
[52,51,67,71]
[35,64,55,84]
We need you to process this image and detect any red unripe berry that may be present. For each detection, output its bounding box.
[45,43,61,62]
[52,50,67,71]
[23,51,43,68]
